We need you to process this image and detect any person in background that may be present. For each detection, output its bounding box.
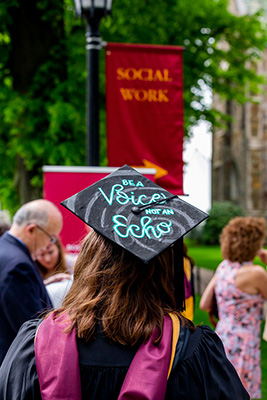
[182,242,195,321]
[200,216,267,399]
[0,220,11,237]
[0,199,63,365]
[35,237,70,281]
[0,166,249,399]
[35,238,73,308]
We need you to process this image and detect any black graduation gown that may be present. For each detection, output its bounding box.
[0,319,249,400]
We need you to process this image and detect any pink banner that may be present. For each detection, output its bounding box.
[43,166,155,254]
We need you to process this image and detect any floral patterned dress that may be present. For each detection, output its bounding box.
[215,259,263,399]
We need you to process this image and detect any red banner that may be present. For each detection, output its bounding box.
[106,43,184,195]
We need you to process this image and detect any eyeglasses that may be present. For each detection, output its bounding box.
[36,224,57,244]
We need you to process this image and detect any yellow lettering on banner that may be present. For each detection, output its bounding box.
[117,68,126,80]
[128,68,137,80]
[163,69,172,82]
[120,88,134,100]
[117,68,172,82]
[120,88,169,102]
[158,89,169,102]
[135,89,147,102]
[154,70,164,81]
[148,89,158,102]
[139,68,151,81]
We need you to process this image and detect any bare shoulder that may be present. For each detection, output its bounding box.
[237,264,266,276]
[251,265,267,280]
[252,265,267,298]
[236,264,267,297]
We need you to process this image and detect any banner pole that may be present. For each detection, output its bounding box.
[85,15,101,166]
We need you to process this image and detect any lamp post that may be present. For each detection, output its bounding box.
[74,0,113,166]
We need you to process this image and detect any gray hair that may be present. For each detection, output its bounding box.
[13,204,49,227]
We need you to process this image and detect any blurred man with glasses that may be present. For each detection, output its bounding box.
[0,199,63,365]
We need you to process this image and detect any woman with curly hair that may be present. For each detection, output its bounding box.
[200,216,267,399]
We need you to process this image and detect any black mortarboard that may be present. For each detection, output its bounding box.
[61,165,208,309]
[61,165,207,262]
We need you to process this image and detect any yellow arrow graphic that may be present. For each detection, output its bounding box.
[132,159,168,180]
[142,159,168,180]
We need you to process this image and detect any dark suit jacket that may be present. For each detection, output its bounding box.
[0,232,52,365]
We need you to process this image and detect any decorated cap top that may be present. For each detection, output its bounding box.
[61,165,208,263]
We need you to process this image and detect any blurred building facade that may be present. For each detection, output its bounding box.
[212,0,267,217]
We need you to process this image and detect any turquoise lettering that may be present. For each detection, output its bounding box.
[162,209,174,215]
[112,215,172,239]
[112,215,140,238]
[145,209,161,215]
[98,184,124,205]
[98,184,167,207]
[121,179,144,187]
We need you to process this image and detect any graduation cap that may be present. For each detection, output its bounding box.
[61,165,208,309]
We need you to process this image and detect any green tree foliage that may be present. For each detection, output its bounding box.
[0,0,86,213]
[202,201,244,245]
[0,0,266,213]
[105,0,267,131]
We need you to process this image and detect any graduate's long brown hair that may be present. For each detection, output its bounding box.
[56,229,190,345]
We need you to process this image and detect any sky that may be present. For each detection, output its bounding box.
[180,121,212,213]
